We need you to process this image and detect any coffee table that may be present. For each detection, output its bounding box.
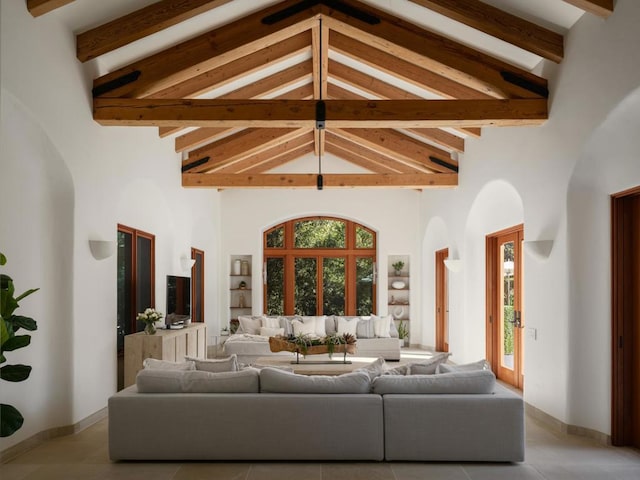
[254,354,378,375]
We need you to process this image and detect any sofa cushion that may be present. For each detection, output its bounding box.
[279,316,294,336]
[136,368,260,393]
[291,318,317,336]
[372,315,392,338]
[325,316,337,335]
[260,326,285,337]
[238,315,265,335]
[185,354,239,373]
[406,352,452,375]
[297,315,327,337]
[436,359,490,374]
[336,316,359,337]
[356,318,375,338]
[355,357,387,381]
[372,370,496,395]
[259,367,371,394]
[143,358,195,371]
[262,317,281,329]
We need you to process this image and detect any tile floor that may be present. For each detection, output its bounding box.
[3,349,640,479]
[3,405,640,479]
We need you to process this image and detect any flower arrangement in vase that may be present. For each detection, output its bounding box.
[136,308,163,335]
[391,261,405,276]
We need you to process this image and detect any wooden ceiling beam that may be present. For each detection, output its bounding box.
[325,133,425,174]
[320,0,548,99]
[215,132,315,174]
[333,128,456,174]
[92,0,319,98]
[562,0,613,18]
[94,98,548,128]
[327,64,466,150]
[407,0,563,62]
[175,83,314,152]
[27,0,74,17]
[312,21,330,157]
[184,128,311,173]
[182,172,458,189]
[77,0,233,62]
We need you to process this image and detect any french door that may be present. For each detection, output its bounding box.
[487,226,524,389]
[435,248,449,352]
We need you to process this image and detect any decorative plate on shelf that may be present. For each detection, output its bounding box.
[391,281,406,289]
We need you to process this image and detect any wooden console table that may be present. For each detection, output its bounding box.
[124,323,207,387]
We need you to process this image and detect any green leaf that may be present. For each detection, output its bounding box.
[0,404,24,437]
[15,288,39,303]
[0,253,6,266]
[0,317,9,347]
[1,335,30,352]
[0,364,31,382]
[10,316,37,332]
[0,273,12,289]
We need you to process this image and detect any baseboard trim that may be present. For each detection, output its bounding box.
[525,402,611,445]
[0,407,108,463]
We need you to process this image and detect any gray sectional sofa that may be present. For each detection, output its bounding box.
[108,360,524,462]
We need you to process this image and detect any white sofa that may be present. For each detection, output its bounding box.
[223,315,401,363]
[108,362,524,462]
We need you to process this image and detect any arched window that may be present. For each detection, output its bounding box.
[264,217,376,316]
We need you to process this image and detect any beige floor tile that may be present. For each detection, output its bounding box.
[172,462,250,480]
[18,464,112,480]
[391,463,470,480]
[463,464,546,480]
[0,464,40,480]
[247,462,322,480]
[321,462,394,480]
[100,462,181,480]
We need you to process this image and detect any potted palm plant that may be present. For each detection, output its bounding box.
[397,321,409,348]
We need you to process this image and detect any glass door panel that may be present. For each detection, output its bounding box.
[295,257,317,315]
[500,240,515,371]
[265,257,284,315]
[322,257,346,315]
[356,257,374,316]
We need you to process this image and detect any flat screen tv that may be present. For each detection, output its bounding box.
[166,275,191,326]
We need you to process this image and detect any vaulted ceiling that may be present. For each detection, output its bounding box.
[28,0,614,189]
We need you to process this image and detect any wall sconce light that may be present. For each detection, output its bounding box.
[89,239,116,260]
[523,240,554,261]
[180,255,196,271]
[444,258,462,273]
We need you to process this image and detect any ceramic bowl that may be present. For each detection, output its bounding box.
[391,280,406,289]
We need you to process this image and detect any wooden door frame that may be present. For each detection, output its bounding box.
[191,247,204,323]
[486,224,524,389]
[435,248,449,352]
[611,185,640,446]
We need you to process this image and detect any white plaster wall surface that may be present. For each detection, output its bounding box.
[419,0,640,433]
[219,189,421,323]
[1,0,220,448]
[0,90,75,450]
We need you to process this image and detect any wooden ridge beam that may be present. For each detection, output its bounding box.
[92,0,319,98]
[77,0,233,62]
[94,98,548,128]
[321,0,548,99]
[27,0,74,17]
[562,0,613,18]
[182,173,458,189]
[407,0,563,63]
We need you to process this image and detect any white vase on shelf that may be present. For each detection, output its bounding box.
[233,259,241,275]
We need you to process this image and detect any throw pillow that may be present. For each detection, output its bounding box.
[406,352,451,375]
[356,318,375,338]
[372,369,496,395]
[291,318,317,336]
[185,354,238,373]
[336,316,359,337]
[372,315,392,338]
[238,315,264,335]
[436,359,490,374]
[325,315,337,335]
[260,326,285,337]
[279,316,293,336]
[262,316,281,329]
[259,367,371,394]
[297,315,327,337]
[384,364,409,375]
[355,357,387,381]
[136,368,259,393]
[142,358,195,371]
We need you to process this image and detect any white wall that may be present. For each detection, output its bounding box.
[219,188,421,327]
[0,0,220,450]
[419,0,640,433]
